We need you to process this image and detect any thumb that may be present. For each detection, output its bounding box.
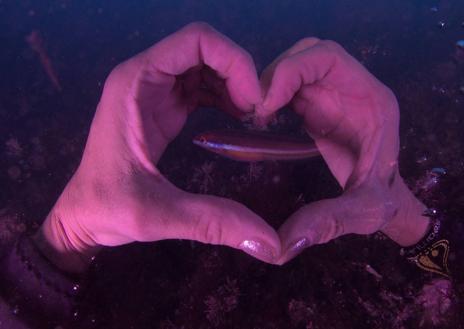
[278,186,395,264]
[144,185,281,264]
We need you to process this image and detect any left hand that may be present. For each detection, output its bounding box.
[35,23,281,273]
[255,38,429,264]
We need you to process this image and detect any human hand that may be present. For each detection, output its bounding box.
[256,38,430,264]
[34,22,281,273]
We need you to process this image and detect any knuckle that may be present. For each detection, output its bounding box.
[319,39,345,55]
[383,87,399,109]
[104,60,134,90]
[377,84,396,103]
[320,39,341,50]
[296,37,320,49]
[196,218,223,245]
[230,49,253,72]
[183,21,214,36]
[377,86,400,121]
[273,56,294,76]
[331,215,345,238]
[105,63,124,86]
[240,50,254,65]
[302,36,320,43]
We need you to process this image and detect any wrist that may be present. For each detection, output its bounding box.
[33,214,98,274]
[34,185,101,273]
[381,175,430,247]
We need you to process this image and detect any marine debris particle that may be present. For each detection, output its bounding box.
[26,30,62,92]
[364,264,383,280]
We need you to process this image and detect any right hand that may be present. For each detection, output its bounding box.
[35,23,281,273]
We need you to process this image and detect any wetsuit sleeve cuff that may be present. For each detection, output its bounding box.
[0,234,81,326]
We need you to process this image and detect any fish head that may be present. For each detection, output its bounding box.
[193,131,217,149]
[192,133,207,146]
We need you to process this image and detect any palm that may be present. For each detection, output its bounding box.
[292,50,399,189]
[296,86,358,188]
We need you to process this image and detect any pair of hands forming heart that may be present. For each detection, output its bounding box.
[34,22,429,273]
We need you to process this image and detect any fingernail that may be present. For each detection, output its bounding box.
[286,237,311,258]
[239,240,275,263]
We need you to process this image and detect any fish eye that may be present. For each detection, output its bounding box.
[199,136,207,143]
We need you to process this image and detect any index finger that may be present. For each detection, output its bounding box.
[142,22,262,111]
[258,40,341,117]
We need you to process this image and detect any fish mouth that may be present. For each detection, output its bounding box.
[192,138,204,147]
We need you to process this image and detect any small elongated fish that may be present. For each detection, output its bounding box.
[193,129,320,162]
[26,30,62,92]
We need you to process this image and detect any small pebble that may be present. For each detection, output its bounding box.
[431,167,446,176]
[416,155,429,164]
[12,305,20,315]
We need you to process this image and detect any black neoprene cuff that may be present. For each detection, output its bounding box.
[0,235,81,327]
[401,210,451,278]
